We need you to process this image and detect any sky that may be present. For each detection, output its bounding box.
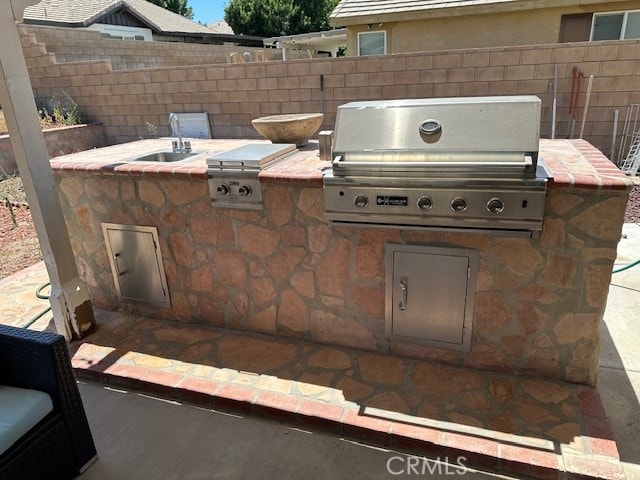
[190,0,227,24]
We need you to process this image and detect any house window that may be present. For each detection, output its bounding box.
[591,10,640,40]
[559,13,593,42]
[87,24,153,41]
[357,31,386,56]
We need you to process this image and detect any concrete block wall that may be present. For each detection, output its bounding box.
[22,24,281,70]
[20,25,640,157]
[0,123,106,174]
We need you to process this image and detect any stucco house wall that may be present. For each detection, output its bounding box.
[338,1,640,55]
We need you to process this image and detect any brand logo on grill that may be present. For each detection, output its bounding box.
[377,196,408,206]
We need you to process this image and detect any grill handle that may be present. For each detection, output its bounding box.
[332,155,533,170]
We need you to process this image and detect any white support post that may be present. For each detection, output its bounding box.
[0,2,96,340]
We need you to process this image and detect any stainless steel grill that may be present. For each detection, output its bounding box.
[207,143,296,210]
[323,96,550,237]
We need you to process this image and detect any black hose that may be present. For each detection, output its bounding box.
[612,259,640,274]
[36,282,51,299]
[20,282,51,329]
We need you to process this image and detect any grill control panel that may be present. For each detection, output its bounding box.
[208,177,263,210]
[324,182,548,234]
[347,192,517,216]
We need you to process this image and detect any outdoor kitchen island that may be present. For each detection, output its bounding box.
[50,136,631,388]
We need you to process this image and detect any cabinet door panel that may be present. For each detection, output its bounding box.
[103,223,170,308]
[385,244,478,352]
[392,251,469,345]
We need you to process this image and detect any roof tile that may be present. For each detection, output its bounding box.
[24,0,216,35]
[331,0,519,20]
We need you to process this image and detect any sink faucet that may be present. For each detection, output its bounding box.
[169,113,191,153]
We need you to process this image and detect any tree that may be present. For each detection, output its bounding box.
[297,0,339,32]
[225,0,338,37]
[149,0,194,20]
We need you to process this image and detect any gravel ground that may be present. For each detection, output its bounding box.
[625,186,640,224]
[0,176,41,279]
[0,175,27,204]
[0,203,41,279]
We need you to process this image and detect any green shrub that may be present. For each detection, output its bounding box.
[64,93,85,125]
[39,93,86,127]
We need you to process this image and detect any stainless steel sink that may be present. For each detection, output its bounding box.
[131,151,205,163]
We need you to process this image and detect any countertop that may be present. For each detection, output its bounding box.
[50,137,633,191]
[50,138,329,184]
[541,139,632,192]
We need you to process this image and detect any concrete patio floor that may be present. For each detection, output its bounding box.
[1,223,638,480]
[78,380,521,479]
[599,222,640,480]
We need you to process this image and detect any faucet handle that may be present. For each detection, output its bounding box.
[172,140,179,151]
[184,140,192,152]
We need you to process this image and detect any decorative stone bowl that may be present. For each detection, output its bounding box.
[251,113,324,147]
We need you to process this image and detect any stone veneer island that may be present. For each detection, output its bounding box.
[51,138,632,386]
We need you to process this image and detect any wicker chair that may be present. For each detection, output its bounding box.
[0,325,97,479]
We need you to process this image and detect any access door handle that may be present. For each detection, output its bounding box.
[113,253,126,277]
[399,279,408,310]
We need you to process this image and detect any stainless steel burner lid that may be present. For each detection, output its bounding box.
[206,143,296,170]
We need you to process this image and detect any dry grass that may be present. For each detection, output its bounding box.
[0,175,41,278]
[0,175,28,204]
[0,204,42,279]
[0,108,67,136]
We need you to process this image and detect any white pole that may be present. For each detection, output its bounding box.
[611,109,619,162]
[551,64,557,139]
[0,2,96,339]
[579,75,594,139]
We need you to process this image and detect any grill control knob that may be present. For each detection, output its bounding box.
[238,185,252,197]
[487,197,505,213]
[217,184,230,196]
[354,194,369,208]
[417,196,433,211]
[451,197,468,212]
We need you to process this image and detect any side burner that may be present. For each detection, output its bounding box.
[207,143,296,210]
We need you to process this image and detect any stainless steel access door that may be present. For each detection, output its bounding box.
[385,244,478,352]
[102,223,171,308]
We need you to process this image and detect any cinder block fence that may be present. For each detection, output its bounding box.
[19,24,640,157]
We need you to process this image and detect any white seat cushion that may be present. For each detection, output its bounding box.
[0,385,53,455]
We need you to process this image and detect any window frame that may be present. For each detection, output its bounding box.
[87,24,153,41]
[590,9,640,41]
[357,30,387,56]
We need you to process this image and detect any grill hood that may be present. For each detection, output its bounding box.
[331,96,541,175]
